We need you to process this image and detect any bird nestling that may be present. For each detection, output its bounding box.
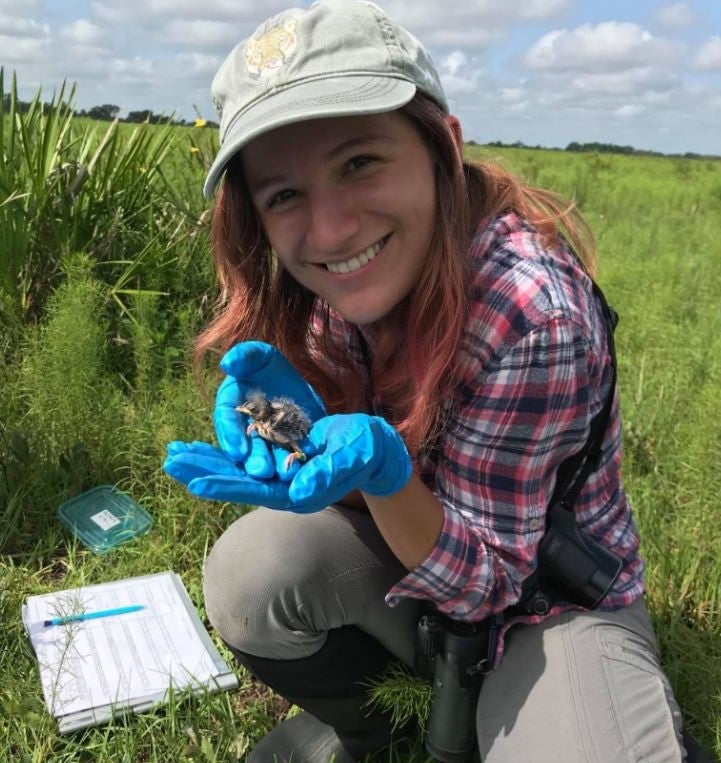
[236,391,311,469]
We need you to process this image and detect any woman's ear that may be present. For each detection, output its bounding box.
[444,115,464,161]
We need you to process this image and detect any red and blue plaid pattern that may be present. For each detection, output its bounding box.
[315,212,644,663]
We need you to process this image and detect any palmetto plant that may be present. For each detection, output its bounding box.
[0,68,184,324]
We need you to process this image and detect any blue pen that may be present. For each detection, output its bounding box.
[43,604,145,627]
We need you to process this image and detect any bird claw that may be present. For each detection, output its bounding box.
[283,451,306,471]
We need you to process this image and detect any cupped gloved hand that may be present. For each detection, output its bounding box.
[213,342,327,479]
[163,413,412,514]
[290,414,413,502]
[163,440,314,511]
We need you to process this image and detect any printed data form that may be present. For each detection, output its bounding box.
[22,572,232,721]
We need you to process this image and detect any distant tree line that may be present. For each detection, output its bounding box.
[481,138,717,160]
[3,95,218,128]
[73,102,219,128]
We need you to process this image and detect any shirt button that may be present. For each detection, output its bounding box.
[529,518,543,532]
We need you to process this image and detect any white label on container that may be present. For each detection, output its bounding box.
[90,510,121,531]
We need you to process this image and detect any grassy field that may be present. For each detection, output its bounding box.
[1,80,720,760]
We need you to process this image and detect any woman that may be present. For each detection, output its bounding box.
[164,1,690,761]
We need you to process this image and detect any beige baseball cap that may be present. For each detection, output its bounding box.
[204,0,448,196]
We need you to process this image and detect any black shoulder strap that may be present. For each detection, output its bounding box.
[548,281,618,515]
[508,280,622,617]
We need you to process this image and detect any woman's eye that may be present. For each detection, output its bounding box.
[267,189,297,208]
[346,155,375,172]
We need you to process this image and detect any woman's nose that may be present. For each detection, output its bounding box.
[306,189,360,252]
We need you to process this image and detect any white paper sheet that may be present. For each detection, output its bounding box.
[22,571,237,731]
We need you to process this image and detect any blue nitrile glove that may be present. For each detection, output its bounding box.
[290,414,413,502]
[163,440,311,509]
[163,413,412,514]
[213,341,327,479]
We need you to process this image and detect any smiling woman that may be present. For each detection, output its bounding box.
[239,113,437,326]
[162,2,701,762]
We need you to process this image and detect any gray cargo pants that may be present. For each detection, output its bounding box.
[204,504,685,762]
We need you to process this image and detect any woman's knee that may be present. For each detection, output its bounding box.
[203,504,415,660]
[203,508,319,653]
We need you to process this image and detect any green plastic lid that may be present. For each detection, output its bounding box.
[57,485,153,554]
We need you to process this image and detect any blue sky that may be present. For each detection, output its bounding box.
[2,0,720,155]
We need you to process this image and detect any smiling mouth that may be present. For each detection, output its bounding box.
[324,235,390,275]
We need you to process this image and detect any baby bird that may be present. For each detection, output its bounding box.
[236,391,311,469]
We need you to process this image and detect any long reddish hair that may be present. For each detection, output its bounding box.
[194,94,596,456]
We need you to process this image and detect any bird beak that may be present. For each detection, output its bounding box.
[236,405,250,415]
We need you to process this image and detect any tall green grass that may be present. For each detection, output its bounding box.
[477,145,721,754]
[1,80,719,759]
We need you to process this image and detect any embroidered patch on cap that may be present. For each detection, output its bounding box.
[245,18,298,78]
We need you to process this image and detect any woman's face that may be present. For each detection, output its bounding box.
[241,111,437,325]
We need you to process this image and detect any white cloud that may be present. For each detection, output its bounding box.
[423,28,501,47]
[381,0,572,49]
[614,104,645,118]
[654,3,699,30]
[0,0,38,15]
[499,87,526,103]
[640,90,673,105]
[91,0,286,23]
[693,36,721,71]
[397,0,571,25]
[109,56,155,84]
[136,0,252,12]
[437,50,482,95]
[165,19,236,47]
[0,14,48,38]
[0,30,50,63]
[525,22,682,72]
[507,100,529,113]
[175,52,222,75]
[569,66,679,96]
[442,51,468,77]
[60,19,105,46]
[516,0,570,21]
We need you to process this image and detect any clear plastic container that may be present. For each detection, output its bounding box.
[57,485,153,554]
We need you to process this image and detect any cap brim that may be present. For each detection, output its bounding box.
[203,74,416,197]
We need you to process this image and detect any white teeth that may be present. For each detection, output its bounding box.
[326,240,383,274]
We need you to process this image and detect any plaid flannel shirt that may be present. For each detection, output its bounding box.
[314,211,644,663]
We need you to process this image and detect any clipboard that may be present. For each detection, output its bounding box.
[22,571,238,733]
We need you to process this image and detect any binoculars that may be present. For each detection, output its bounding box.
[415,613,499,762]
